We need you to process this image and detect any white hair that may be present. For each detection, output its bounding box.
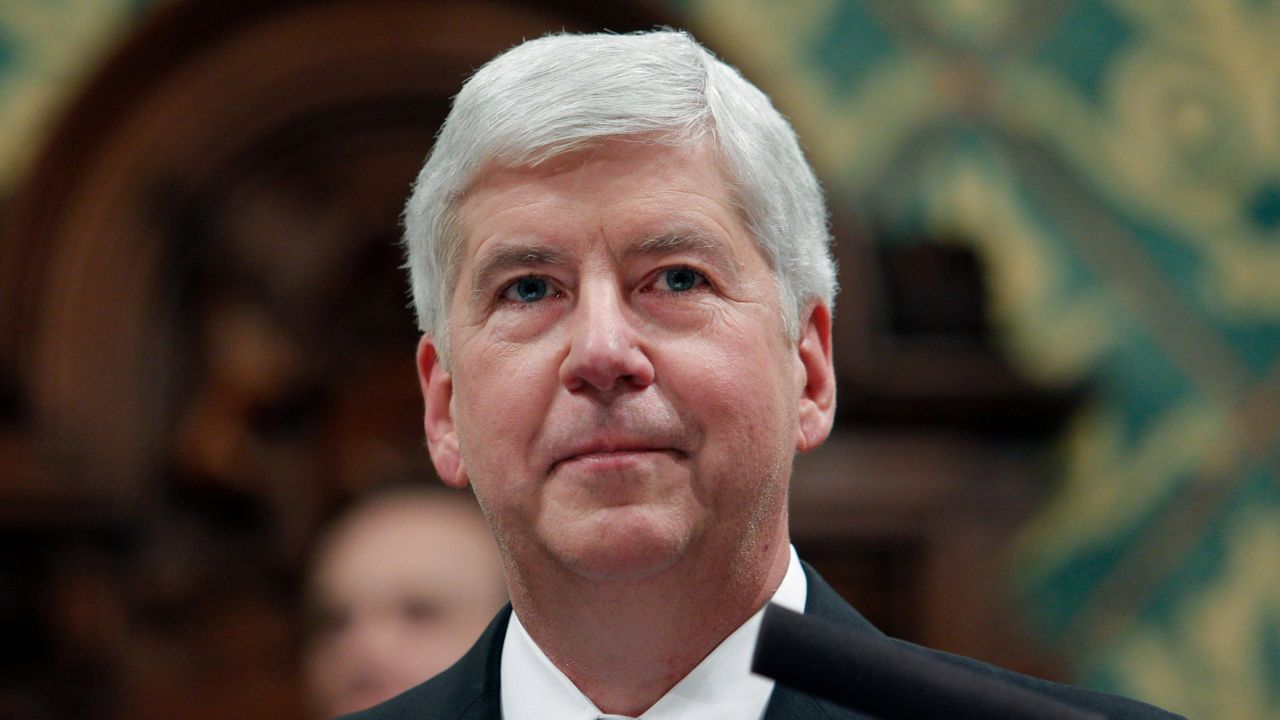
[403,30,835,360]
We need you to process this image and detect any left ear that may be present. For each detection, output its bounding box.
[794,301,836,452]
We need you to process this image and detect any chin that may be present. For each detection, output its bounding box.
[547,506,695,582]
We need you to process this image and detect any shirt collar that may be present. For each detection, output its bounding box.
[500,546,807,720]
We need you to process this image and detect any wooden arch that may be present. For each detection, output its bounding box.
[0,2,677,717]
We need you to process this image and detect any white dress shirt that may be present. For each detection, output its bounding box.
[500,546,808,720]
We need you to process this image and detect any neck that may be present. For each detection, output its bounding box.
[509,531,791,717]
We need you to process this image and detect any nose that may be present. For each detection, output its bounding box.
[559,282,655,394]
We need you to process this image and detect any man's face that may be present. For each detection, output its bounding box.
[302,497,506,717]
[419,140,834,582]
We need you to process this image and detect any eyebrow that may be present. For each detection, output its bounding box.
[626,229,722,259]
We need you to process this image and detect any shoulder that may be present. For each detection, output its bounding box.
[339,606,511,720]
[885,638,1185,719]
[798,561,1184,720]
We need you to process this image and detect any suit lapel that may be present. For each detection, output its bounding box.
[433,604,510,720]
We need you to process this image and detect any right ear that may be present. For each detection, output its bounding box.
[416,335,467,489]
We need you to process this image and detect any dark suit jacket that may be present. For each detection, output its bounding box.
[343,562,1182,720]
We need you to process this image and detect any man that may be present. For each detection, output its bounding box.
[349,30,1180,719]
[303,485,506,717]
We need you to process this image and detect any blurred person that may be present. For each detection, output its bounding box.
[347,29,1181,720]
[302,485,506,717]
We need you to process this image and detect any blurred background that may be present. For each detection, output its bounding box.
[1,1,1277,718]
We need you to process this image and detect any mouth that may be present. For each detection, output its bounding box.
[550,440,684,472]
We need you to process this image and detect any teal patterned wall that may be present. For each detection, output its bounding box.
[2,1,1277,718]
[0,0,155,196]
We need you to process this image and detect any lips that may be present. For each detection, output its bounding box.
[540,402,698,475]
[550,439,681,470]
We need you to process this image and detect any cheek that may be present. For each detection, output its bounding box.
[454,337,544,429]
[667,316,796,446]
[452,336,561,490]
[696,312,794,402]
[304,641,340,683]
[305,629,362,696]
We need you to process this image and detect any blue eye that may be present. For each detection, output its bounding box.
[503,276,551,303]
[658,267,704,292]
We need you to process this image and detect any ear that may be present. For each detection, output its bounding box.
[417,335,468,488]
[795,302,836,453]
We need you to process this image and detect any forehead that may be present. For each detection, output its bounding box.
[314,499,491,592]
[454,140,752,263]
